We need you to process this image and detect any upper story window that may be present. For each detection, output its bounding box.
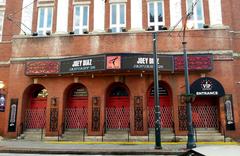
[110,3,126,33]
[147,0,164,31]
[186,0,204,29]
[37,7,53,35]
[0,0,5,5]
[73,5,89,34]
[0,11,4,41]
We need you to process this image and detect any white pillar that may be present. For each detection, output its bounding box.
[93,0,105,33]
[170,0,182,29]
[208,0,222,27]
[130,0,143,31]
[20,0,34,35]
[56,0,69,34]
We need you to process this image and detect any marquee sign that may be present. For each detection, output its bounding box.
[119,54,174,72]
[60,55,105,74]
[25,53,213,75]
[190,77,225,96]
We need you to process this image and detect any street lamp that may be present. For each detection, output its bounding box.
[0,81,5,89]
[153,32,162,149]
[182,39,196,150]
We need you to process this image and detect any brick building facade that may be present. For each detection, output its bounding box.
[0,0,239,139]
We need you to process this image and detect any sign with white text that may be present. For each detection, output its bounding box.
[60,55,105,73]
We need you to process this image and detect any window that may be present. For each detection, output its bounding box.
[0,11,4,41]
[37,7,53,35]
[147,0,164,31]
[0,0,5,4]
[73,5,89,34]
[186,0,204,29]
[110,3,126,33]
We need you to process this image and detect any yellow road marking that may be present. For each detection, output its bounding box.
[45,141,239,145]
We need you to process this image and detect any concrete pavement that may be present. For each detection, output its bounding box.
[0,139,239,155]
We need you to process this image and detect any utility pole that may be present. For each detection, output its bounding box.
[182,10,196,150]
[153,32,162,149]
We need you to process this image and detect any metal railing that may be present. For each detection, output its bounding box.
[127,122,130,142]
[193,123,197,142]
[17,122,24,139]
[221,125,226,142]
[147,122,150,142]
[102,122,105,142]
[83,123,87,142]
[57,122,64,142]
[172,121,177,142]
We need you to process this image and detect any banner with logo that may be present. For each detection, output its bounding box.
[190,77,225,96]
[8,98,18,132]
[224,94,235,130]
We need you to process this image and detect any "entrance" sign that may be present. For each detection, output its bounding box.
[190,77,225,97]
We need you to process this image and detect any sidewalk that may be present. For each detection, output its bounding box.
[0,139,238,155]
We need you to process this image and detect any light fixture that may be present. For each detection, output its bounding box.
[32,32,38,36]
[69,31,75,35]
[159,25,167,30]
[46,31,51,35]
[203,24,209,29]
[147,26,154,31]
[0,81,4,89]
[121,27,127,32]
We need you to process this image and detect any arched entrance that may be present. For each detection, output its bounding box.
[64,84,88,129]
[192,97,219,128]
[106,83,130,129]
[147,81,173,128]
[23,84,47,129]
[189,77,225,129]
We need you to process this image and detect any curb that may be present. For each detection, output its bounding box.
[46,141,239,145]
[0,148,186,155]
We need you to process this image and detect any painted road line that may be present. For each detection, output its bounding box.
[45,141,239,145]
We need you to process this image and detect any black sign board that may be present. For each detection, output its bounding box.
[8,98,18,132]
[0,94,5,112]
[60,55,105,74]
[117,54,174,72]
[190,77,225,97]
[224,94,235,130]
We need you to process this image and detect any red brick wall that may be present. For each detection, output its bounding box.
[0,42,11,61]
[12,29,231,58]
[0,66,9,135]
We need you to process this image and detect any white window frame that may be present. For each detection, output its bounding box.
[186,0,204,29]
[37,7,53,35]
[0,11,4,41]
[73,5,89,34]
[110,3,126,33]
[147,0,165,31]
[0,0,5,5]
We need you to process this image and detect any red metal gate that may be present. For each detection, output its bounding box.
[25,98,47,129]
[148,96,172,128]
[106,97,130,129]
[65,97,88,129]
[192,97,219,128]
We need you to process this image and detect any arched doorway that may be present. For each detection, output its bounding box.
[192,97,219,128]
[147,81,173,128]
[189,77,225,129]
[106,83,130,129]
[64,84,88,129]
[24,84,47,129]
